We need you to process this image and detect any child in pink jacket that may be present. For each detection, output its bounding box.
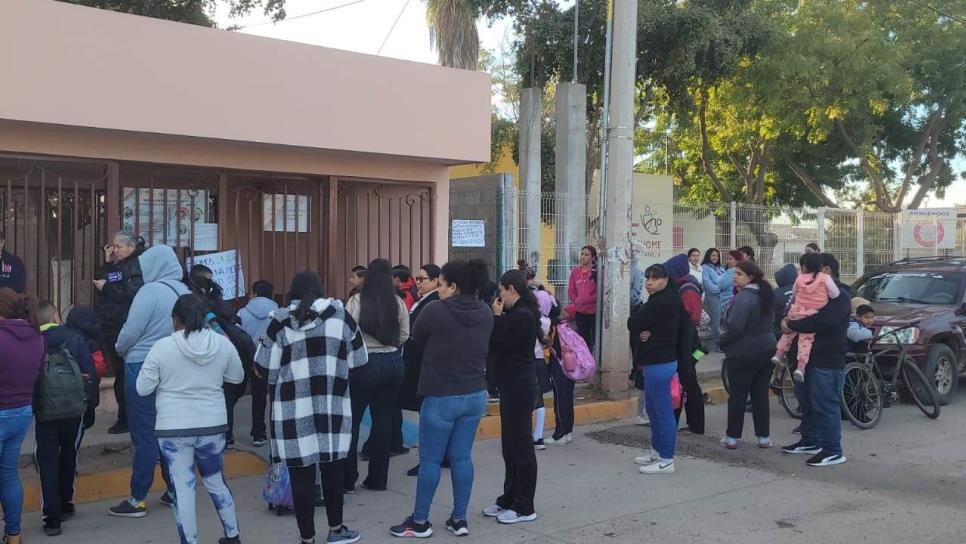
[772,253,840,383]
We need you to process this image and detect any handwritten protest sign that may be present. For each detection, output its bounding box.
[187,250,245,299]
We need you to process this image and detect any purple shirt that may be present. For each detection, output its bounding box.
[0,319,45,410]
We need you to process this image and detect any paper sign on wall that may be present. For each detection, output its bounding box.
[901,208,957,250]
[452,219,486,247]
[192,223,218,251]
[186,249,245,299]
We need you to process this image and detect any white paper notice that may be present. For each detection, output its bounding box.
[451,220,486,247]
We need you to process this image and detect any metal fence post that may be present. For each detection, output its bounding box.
[856,209,865,277]
[729,201,737,249]
[816,207,826,251]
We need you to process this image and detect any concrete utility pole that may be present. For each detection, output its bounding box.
[519,88,542,272]
[555,82,587,294]
[598,0,638,397]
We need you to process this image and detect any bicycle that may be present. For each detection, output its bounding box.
[720,358,801,420]
[841,323,941,429]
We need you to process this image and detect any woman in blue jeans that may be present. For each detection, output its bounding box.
[391,259,493,538]
[0,288,46,544]
[627,265,682,475]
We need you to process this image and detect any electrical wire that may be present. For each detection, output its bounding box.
[234,0,366,30]
[377,0,411,54]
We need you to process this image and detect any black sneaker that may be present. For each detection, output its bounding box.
[534,439,546,451]
[361,481,386,492]
[781,441,822,455]
[328,525,361,544]
[43,521,63,536]
[807,451,847,467]
[60,503,76,521]
[107,421,128,435]
[218,537,241,544]
[407,465,420,477]
[225,437,236,450]
[159,491,175,508]
[390,516,433,538]
[390,447,411,457]
[445,517,469,537]
[252,435,268,447]
[108,498,146,518]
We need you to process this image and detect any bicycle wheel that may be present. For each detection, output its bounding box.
[774,365,803,420]
[721,359,730,396]
[900,359,941,419]
[841,362,883,430]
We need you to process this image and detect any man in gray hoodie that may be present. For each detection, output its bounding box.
[110,245,190,519]
[236,280,278,446]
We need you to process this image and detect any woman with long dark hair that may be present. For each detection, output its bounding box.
[701,248,725,351]
[0,289,45,544]
[136,294,244,544]
[483,269,543,524]
[567,246,598,349]
[345,258,409,492]
[719,261,777,449]
[255,272,366,544]
[390,260,493,538]
[627,265,681,475]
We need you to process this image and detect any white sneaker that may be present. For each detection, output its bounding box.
[482,505,505,518]
[771,355,785,367]
[634,449,660,465]
[545,434,572,446]
[639,459,675,474]
[757,436,773,449]
[496,510,537,524]
[793,369,805,383]
[634,415,650,426]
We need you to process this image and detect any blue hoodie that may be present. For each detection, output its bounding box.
[42,323,99,409]
[115,246,191,364]
[238,296,279,345]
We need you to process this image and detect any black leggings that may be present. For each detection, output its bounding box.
[574,312,596,351]
[290,462,344,539]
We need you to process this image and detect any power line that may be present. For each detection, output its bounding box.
[377,0,411,54]
[234,0,366,30]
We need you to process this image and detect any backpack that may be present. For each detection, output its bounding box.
[556,322,596,382]
[35,348,87,422]
[206,311,256,374]
[679,280,712,331]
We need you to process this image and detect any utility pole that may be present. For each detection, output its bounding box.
[598,0,638,397]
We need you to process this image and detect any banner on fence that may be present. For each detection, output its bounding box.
[186,249,245,299]
[900,208,956,250]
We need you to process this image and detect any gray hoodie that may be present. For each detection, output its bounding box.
[238,296,279,345]
[410,294,493,397]
[136,328,244,436]
[720,284,777,359]
[115,246,191,363]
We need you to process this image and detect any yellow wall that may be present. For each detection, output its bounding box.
[449,146,557,292]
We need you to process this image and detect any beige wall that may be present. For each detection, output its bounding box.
[0,0,490,165]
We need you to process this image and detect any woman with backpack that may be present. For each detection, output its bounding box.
[627,264,682,475]
[719,261,777,450]
[135,294,245,544]
[484,270,542,525]
[345,258,409,492]
[390,260,493,538]
[0,288,45,544]
[255,272,367,544]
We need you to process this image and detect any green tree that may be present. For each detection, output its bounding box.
[59,0,287,26]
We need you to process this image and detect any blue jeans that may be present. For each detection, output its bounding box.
[158,434,239,544]
[642,361,678,460]
[413,391,487,522]
[794,366,845,456]
[0,406,32,536]
[126,362,172,500]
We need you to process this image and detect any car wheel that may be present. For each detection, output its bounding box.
[924,344,958,406]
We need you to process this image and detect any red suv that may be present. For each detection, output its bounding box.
[852,257,966,405]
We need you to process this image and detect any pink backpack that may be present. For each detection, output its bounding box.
[671,374,683,410]
[556,322,596,382]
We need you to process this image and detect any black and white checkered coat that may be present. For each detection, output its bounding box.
[255,298,368,467]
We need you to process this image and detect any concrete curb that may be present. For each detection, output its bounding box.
[476,397,638,440]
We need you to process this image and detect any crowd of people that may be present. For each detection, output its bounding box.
[0,230,601,544]
[0,227,863,544]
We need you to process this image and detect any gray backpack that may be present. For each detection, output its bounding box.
[36,348,87,422]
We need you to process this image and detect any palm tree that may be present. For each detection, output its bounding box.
[425,0,480,70]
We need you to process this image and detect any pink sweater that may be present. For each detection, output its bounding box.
[568,266,597,315]
[788,272,840,319]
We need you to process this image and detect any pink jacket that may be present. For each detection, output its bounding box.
[788,271,840,319]
[568,266,597,315]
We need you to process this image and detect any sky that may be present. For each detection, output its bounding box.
[214,0,965,208]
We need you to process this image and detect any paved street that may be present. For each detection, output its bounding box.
[18,382,966,544]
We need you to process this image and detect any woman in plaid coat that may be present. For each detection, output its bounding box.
[254,272,368,544]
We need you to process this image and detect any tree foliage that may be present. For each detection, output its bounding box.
[59,0,288,26]
[427,0,481,69]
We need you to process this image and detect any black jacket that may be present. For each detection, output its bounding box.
[412,293,492,397]
[787,281,852,370]
[95,252,144,333]
[773,264,798,336]
[0,249,26,293]
[627,285,682,366]
[490,301,538,384]
[398,290,440,410]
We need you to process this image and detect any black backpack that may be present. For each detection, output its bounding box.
[35,348,87,422]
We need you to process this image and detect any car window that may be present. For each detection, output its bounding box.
[854,271,963,305]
